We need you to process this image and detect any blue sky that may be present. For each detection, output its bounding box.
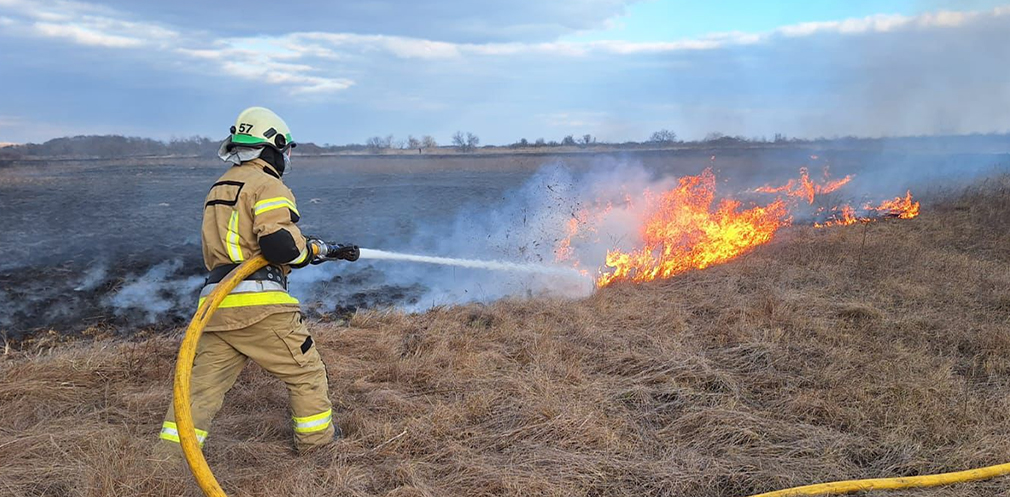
[0,0,1007,145]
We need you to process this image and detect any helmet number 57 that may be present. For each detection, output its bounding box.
[238,123,254,134]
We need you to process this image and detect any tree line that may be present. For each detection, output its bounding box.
[3,130,1010,160]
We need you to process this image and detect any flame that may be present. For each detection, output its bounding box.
[596,169,790,286]
[814,205,858,228]
[873,190,920,219]
[555,167,920,288]
[754,167,853,204]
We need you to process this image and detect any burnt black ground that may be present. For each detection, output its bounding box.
[0,146,1005,340]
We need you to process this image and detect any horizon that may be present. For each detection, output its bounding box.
[6,129,1010,150]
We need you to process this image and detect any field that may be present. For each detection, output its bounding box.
[2,161,1010,495]
[0,146,1003,339]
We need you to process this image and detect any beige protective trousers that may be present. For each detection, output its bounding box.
[159,311,334,453]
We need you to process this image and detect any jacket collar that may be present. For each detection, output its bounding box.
[244,157,281,179]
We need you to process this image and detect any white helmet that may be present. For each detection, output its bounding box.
[226,106,296,151]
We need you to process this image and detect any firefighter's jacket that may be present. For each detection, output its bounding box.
[200,158,310,331]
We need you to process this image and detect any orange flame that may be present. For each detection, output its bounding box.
[596,169,790,286]
[813,205,858,228]
[872,190,920,219]
[556,168,919,288]
[754,167,853,204]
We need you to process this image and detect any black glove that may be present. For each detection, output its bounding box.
[328,243,360,262]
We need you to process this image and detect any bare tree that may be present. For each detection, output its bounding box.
[534,138,546,147]
[453,131,479,152]
[407,135,421,149]
[452,131,466,151]
[561,135,576,146]
[579,134,595,146]
[366,136,385,152]
[703,132,725,142]
[421,135,438,149]
[649,129,677,143]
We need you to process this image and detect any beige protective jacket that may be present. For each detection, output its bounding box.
[200,158,311,331]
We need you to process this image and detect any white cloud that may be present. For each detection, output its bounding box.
[1,0,177,49]
[277,6,1010,59]
[33,21,143,47]
[775,9,996,38]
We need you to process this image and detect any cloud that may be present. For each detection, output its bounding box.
[176,43,355,94]
[1,0,178,49]
[33,21,144,47]
[80,0,644,43]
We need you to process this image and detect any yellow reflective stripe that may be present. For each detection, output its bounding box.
[293,409,332,433]
[253,197,299,216]
[289,247,309,265]
[159,421,207,446]
[198,291,299,309]
[226,210,244,262]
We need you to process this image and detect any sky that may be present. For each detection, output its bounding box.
[0,0,1008,145]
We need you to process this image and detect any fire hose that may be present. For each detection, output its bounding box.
[173,254,268,497]
[747,463,1010,496]
[173,240,357,496]
[173,255,1010,497]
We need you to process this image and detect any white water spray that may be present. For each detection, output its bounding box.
[359,248,589,279]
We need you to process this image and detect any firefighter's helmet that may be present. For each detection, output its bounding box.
[227,107,296,151]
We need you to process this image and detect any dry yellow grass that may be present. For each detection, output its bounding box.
[3,176,1010,496]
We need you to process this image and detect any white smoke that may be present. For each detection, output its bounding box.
[291,159,678,311]
[108,259,203,323]
[74,265,107,292]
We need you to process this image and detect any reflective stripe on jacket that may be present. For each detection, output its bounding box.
[200,158,309,331]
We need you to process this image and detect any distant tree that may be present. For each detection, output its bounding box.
[649,129,677,143]
[579,134,595,146]
[366,136,385,152]
[547,140,560,147]
[452,131,479,152]
[774,133,787,143]
[465,132,479,151]
[534,138,546,147]
[561,135,576,146]
[703,132,725,142]
[451,131,466,151]
[407,135,421,149]
[421,135,438,149]
[515,138,529,148]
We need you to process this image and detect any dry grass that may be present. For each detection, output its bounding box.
[3,177,1010,496]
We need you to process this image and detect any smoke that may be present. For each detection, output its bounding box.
[295,159,677,311]
[74,265,107,292]
[107,259,204,323]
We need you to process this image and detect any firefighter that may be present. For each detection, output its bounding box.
[156,107,358,456]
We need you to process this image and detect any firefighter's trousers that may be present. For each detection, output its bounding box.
[158,311,334,454]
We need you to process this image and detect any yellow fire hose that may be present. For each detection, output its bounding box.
[173,254,269,497]
[747,462,1010,496]
[171,254,1010,497]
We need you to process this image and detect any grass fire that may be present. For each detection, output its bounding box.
[3,167,1009,496]
[3,1,1010,495]
[562,167,921,287]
